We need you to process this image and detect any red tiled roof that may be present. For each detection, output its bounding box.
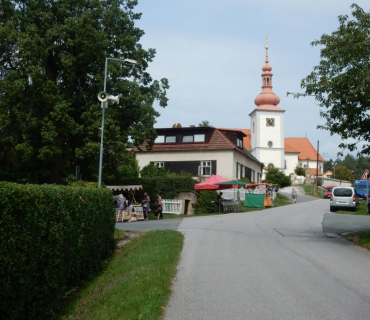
[141,129,236,152]
[137,128,242,152]
[285,138,325,161]
[218,128,251,150]
[136,127,260,163]
[284,143,300,153]
[309,168,323,176]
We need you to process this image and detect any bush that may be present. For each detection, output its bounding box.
[294,165,306,177]
[194,191,218,214]
[263,168,291,188]
[121,174,195,208]
[0,182,115,320]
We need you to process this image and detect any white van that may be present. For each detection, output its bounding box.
[330,187,359,212]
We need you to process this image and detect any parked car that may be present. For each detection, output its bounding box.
[330,187,359,212]
[324,186,335,199]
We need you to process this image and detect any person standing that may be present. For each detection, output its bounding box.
[142,192,150,221]
[155,193,163,220]
[124,199,133,222]
[216,192,224,212]
[291,188,298,204]
[116,194,126,222]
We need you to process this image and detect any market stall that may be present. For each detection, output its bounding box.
[244,183,274,208]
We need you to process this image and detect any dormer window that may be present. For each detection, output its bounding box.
[237,138,243,148]
[194,134,205,142]
[182,135,194,143]
[165,136,176,143]
[155,135,165,143]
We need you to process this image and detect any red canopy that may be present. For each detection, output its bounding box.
[195,174,235,190]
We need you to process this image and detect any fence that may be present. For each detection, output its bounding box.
[162,199,183,215]
[221,188,247,201]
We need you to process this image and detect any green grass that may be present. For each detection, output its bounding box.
[334,200,369,215]
[272,193,292,207]
[302,185,324,198]
[61,230,184,320]
[342,230,370,251]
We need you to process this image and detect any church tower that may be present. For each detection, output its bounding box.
[249,42,285,171]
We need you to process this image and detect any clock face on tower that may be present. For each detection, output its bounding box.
[266,118,275,127]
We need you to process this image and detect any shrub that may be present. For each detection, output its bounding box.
[0,182,115,320]
[294,165,306,177]
[194,191,218,214]
[263,168,291,188]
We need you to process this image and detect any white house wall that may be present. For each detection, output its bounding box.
[284,153,299,176]
[233,152,261,182]
[136,150,260,181]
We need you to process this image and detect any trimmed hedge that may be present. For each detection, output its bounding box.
[0,182,115,320]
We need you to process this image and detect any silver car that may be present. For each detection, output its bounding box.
[330,187,359,212]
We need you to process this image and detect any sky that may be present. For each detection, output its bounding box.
[133,0,369,161]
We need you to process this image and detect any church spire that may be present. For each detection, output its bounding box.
[253,40,282,110]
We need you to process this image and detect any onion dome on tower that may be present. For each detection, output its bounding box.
[253,43,284,111]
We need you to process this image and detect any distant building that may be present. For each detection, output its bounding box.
[135,126,262,182]
[231,44,324,180]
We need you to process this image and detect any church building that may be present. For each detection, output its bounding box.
[242,43,324,180]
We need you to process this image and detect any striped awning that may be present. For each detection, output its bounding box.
[106,185,142,192]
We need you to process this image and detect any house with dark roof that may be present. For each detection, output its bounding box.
[135,126,262,182]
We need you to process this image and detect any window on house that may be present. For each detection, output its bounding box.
[165,136,176,143]
[237,138,243,148]
[154,162,164,168]
[194,134,205,142]
[155,135,165,143]
[199,161,211,176]
[284,159,287,169]
[236,162,242,179]
[303,164,308,168]
[182,135,194,143]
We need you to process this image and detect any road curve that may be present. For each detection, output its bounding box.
[164,199,370,320]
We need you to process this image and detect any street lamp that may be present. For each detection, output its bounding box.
[98,57,137,188]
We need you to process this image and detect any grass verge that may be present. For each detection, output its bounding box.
[334,200,369,215]
[302,184,324,198]
[61,230,184,320]
[342,230,370,251]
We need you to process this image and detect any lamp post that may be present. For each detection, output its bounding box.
[98,57,137,188]
[334,162,337,180]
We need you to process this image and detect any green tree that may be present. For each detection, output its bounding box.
[263,168,291,188]
[140,163,167,177]
[0,0,169,184]
[334,165,355,183]
[289,4,370,155]
[294,165,306,177]
[198,120,211,127]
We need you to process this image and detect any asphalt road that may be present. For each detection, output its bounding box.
[162,199,370,320]
[116,195,370,319]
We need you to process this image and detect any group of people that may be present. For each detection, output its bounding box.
[115,192,163,222]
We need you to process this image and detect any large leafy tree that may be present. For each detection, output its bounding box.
[289,4,370,155]
[0,0,169,184]
[334,165,355,183]
[263,168,291,188]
